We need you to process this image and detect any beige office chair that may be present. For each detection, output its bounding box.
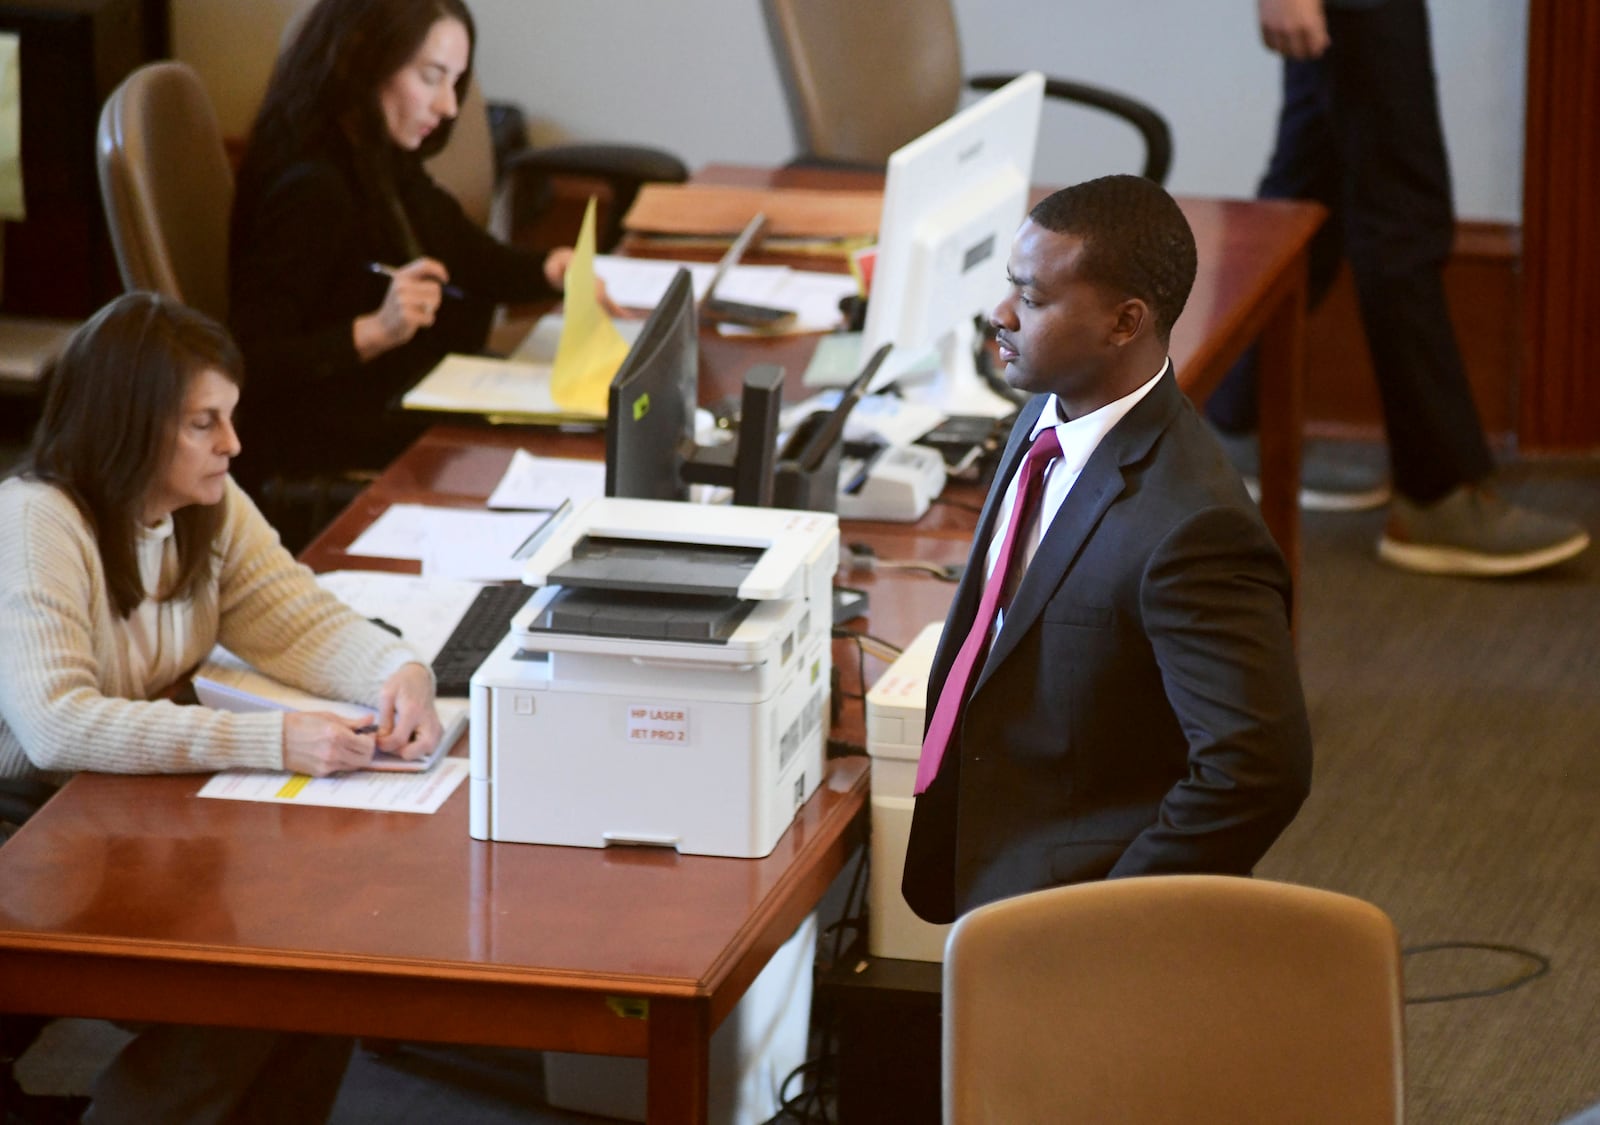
[95,61,234,324]
[763,0,1172,182]
[943,875,1405,1124]
[96,61,362,551]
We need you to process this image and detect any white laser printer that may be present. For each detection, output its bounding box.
[469,497,839,858]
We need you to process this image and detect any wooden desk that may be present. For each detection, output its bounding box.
[0,175,1319,1123]
[0,431,886,1125]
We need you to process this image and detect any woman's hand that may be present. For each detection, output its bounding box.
[353,257,451,359]
[283,712,376,776]
[373,662,443,761]
[543,247,624,317]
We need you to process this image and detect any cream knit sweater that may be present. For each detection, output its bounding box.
[0,476,422,784]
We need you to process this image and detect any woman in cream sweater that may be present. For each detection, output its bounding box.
[0,292,443,785]
[0,292,443,1123]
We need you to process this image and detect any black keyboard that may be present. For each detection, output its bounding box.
[431,584,536,697]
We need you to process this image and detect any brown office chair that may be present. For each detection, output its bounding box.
[942,875,1405,1124]
[762,0,1172,182]
[96,61,362,551]
[95,61,234,324]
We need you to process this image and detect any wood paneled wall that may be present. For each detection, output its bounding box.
[1521,0,1600,450]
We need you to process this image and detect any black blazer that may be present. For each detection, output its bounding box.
[902,370,1313,923]
[228,150,556,482]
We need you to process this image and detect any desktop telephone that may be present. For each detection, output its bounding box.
[835,439,948,523]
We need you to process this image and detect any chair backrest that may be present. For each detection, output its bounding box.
[95,62,234,324]
[762,0,964,166]
[943,875,1405,1124]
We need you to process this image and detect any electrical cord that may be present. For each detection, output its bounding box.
[1400,941,1551,1005]
[932,494,984,515]
[972,313,1029,408]
[842,542,963,582]
[831,626,903,708]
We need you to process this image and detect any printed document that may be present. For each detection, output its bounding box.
[198,757,468,814]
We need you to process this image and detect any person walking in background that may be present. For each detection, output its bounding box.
[1204,0,1588,577]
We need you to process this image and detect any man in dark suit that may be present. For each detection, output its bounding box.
[902,175,1313,924]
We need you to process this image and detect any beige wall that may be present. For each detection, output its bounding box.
[172,0,1528,223]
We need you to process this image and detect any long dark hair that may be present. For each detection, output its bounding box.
[26,293,245,618]
[234,0,477,260]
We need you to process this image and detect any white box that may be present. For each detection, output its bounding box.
[865,622,952,962]
[543,912,818,1124]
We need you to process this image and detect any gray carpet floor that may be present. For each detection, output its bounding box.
[1255,452,1600,1125]
[11,444,1600,1124]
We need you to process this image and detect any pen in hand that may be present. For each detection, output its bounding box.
[366,261,467,301]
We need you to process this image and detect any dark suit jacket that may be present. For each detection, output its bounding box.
[902,370,1313,923]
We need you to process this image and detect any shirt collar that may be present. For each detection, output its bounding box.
[1029,359,1171,448]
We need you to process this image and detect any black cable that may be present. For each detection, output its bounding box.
[1400,941,1551,1005]
[932,495,984,515]
[765,848,870,1124]
[830,629,867,705]
[832,624,904,660]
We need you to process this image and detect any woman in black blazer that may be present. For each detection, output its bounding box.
[229,0,583,491]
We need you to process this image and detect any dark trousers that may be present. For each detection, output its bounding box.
[1204,0,1493,504]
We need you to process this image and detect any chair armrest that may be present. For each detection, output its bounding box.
[968,73,1173,185]
[503,144,689,249]
[505,143,689,187]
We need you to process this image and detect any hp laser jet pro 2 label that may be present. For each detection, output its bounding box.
[627,703,690,746]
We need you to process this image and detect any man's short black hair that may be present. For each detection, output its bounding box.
[1029,174,1198,341]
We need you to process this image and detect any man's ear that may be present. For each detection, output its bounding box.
[1108,297,1151,347]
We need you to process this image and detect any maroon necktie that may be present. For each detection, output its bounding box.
[914,426,1061,794]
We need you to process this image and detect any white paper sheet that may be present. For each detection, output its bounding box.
[347,505,550,580]
[197,757,469,814]
[485,449,606,511]
[592,255,794,309]
[313,570,483,663]
[714,269,858,336]
[593,256,716,308]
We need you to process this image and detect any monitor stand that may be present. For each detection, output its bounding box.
[873,318,1018,420]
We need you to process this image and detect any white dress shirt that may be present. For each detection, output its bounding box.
[986,361,1170,629]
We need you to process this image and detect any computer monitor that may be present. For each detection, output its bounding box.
[606,268,700,502]
[861,71,1045,418]
[606,267,785,506]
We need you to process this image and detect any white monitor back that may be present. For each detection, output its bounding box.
[862,72,1045,417]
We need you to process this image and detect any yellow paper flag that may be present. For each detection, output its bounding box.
[550,196,631,415]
